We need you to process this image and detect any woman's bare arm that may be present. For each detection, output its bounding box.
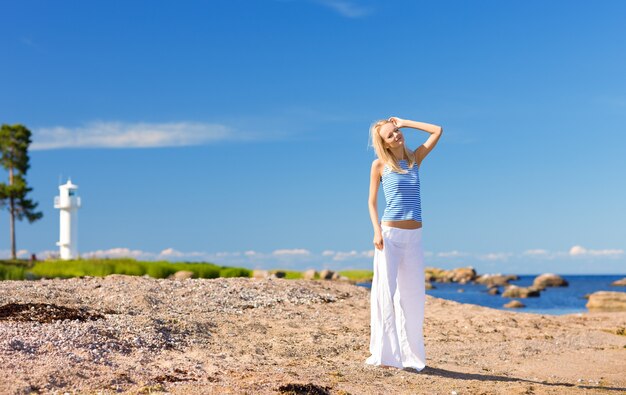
[369,159,384,251]
[389,117,443,167]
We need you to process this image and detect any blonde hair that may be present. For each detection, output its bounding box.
[369,119,415,173]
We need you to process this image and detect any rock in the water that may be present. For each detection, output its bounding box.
[425,267,449,282]
[475,274,518,287]
[586,291,626,312]
[502,285,540,298]
[302,269,317,280]
[611,277,626,286]
[319,269,334,280]
[425,281,435,290]
[171,271,194,280]
[424,267,477,284]
[487,286,500,295]
[533,273,568,289]
[504,300,525,308]
[252,270,269,279]
[449,267,477,284]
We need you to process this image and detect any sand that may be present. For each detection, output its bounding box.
[1,275,625,394]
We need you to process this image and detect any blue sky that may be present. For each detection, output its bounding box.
[1,0,625,274]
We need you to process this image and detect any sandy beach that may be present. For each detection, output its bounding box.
[1,275,625,394]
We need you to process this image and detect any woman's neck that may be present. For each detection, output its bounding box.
[390,147,405,161]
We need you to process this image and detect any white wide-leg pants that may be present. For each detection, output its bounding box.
[366,225,426,370]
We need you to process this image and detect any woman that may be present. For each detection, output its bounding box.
[366,116,442,371]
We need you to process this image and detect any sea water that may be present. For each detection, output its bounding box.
[357,275,625,315]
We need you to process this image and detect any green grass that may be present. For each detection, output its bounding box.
[0,263,27,280]
[0,259,32,267]
[0,258,251,280]
[279,270,303,279]
[339,270,374,282]
[0,258,371,282]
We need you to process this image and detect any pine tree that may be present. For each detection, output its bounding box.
[0,124,43,260]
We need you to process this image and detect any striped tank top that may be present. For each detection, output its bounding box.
[381,159,422,222]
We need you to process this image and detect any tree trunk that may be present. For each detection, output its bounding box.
[9,167,15,260]
[10,196,15,260]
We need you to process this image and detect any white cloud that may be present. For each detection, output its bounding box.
[272,249,311,256]
[320,249,374,261]
[82,247,153,260]
[30,121,240,150]
[569,245,624,258]
[314,0,372,18]
[215,251,242,257]
[523,249,549,256]
[159,248,206,259]
[477,252,513,262]
[436,250,469,258]
[0,249,32,259]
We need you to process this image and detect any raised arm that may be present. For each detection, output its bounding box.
[368,159,384,251]
[389,117,443,167]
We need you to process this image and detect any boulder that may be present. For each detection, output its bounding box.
[502,285,541,298]
[252,270,269,279]
[319,269,334,280]
[425,281,435,290]
[475,274,518,287]
[448,267,477,284]
[171,270,194,280]
[487,286,500,295]
[504,300,525,308]
[425,267,449,283]
[423,267,477,283]
[611,277,626,286]
[272,271,286,279]
[533,273,568,290]
[302,269,317,280]
[586,291,626,312]
[337,276,351,282]
[425,271,435,282]
[331,272,341,281]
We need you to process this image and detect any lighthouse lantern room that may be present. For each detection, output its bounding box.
[54,179,81,260]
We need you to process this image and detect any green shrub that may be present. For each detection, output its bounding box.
[219,267,251,278]
[339,270,374,282]
[281,270,303,279]
[192,264,220,279]
[0,264,26,280]
[3,257,276,282]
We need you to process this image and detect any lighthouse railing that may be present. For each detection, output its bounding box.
[54,196,81,209]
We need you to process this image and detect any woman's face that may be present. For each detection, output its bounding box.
[378,122,404,149]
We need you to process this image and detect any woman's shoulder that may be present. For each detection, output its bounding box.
[371,158,386,176]
[371,158,386,169]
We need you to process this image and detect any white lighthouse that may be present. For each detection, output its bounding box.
[54,179,81,260]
